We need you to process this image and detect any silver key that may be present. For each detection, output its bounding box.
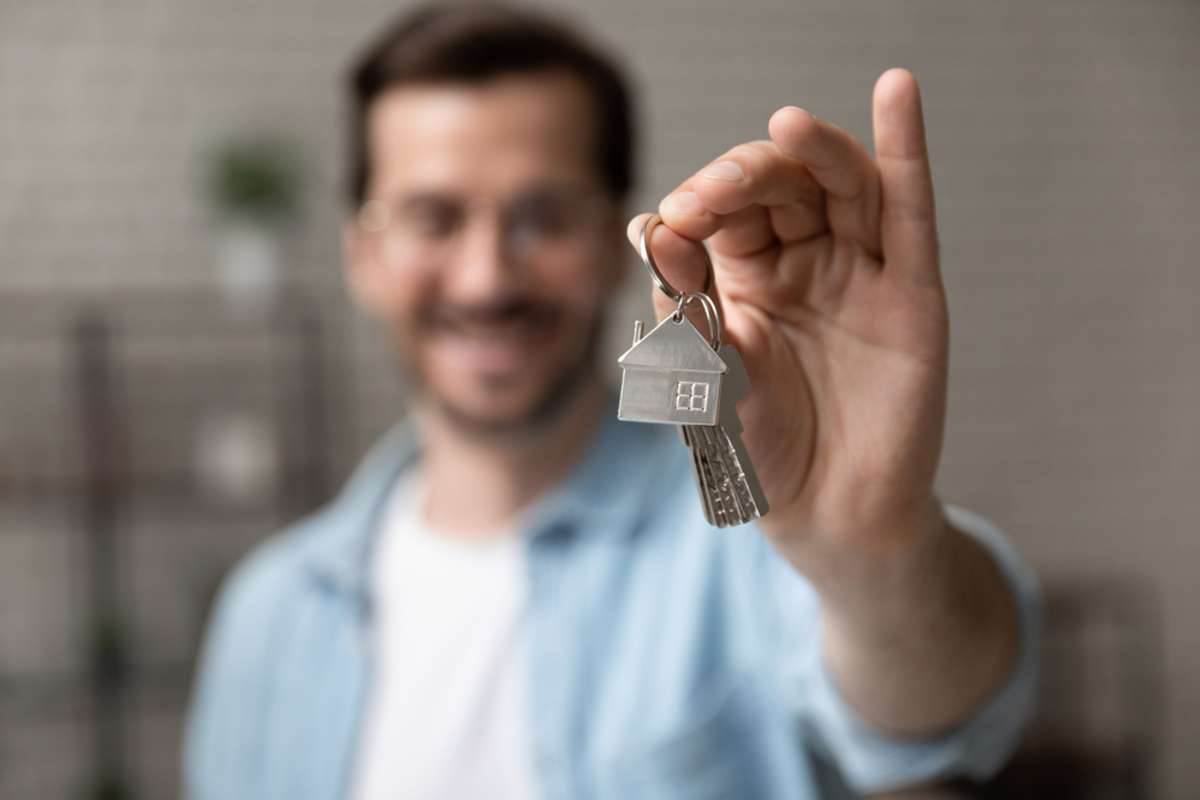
[681,346,768,528]
[617,302,767,528]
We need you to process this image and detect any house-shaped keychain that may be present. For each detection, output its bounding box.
[617,315,727,426]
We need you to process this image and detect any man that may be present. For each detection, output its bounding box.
[185,4,1037,799]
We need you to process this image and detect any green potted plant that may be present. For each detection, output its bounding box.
[206,137,302,317]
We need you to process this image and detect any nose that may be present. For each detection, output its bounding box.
[441,212,521,303]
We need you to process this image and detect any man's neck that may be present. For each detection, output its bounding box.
[418,379,608,537]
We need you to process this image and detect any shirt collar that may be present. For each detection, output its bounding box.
[302,395,674,598]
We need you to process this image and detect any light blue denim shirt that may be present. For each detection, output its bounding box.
[184,407,1038,799]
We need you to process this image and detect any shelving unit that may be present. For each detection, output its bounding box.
[0,288,334,799]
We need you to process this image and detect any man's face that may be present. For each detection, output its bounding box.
[347,72,626,434]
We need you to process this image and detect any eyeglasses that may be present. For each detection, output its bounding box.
[358,187,615,269]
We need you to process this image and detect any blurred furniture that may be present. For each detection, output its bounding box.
[0,289,333,799]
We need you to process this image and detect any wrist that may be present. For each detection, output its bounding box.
[768,493,949,602]
[811,518,1022,734]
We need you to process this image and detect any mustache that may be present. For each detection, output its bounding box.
[419,295,563,330]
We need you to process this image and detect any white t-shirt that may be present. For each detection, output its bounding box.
[351,472,537,800]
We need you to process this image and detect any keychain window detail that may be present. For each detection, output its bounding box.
[676,382,709,413]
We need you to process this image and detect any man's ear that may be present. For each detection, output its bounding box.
[342,219,388,319]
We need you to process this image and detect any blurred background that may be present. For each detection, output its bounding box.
[0,0,1196,797]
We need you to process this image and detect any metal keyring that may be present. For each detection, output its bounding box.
[672,291,723,352]
[638,213,713,303]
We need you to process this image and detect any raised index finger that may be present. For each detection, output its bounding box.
[872,68,940,287]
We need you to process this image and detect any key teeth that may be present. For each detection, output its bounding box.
[684,425,767,528]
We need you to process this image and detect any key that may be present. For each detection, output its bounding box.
[680,346,768,527]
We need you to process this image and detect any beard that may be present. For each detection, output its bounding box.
[398,293,605,440]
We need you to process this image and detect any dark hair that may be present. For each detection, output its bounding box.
[347,2,636,207]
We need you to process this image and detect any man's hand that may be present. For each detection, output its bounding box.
[629,68,946,553]
[630,70,1019,735]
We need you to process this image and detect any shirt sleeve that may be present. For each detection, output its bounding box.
[767,505,1040,793]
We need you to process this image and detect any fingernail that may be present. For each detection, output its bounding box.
[665,191,706,217]
[625,215,646,246]
[700,161,744,182]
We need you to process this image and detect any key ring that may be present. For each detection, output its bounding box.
[672,291,723,351]
[638,214,713,303]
